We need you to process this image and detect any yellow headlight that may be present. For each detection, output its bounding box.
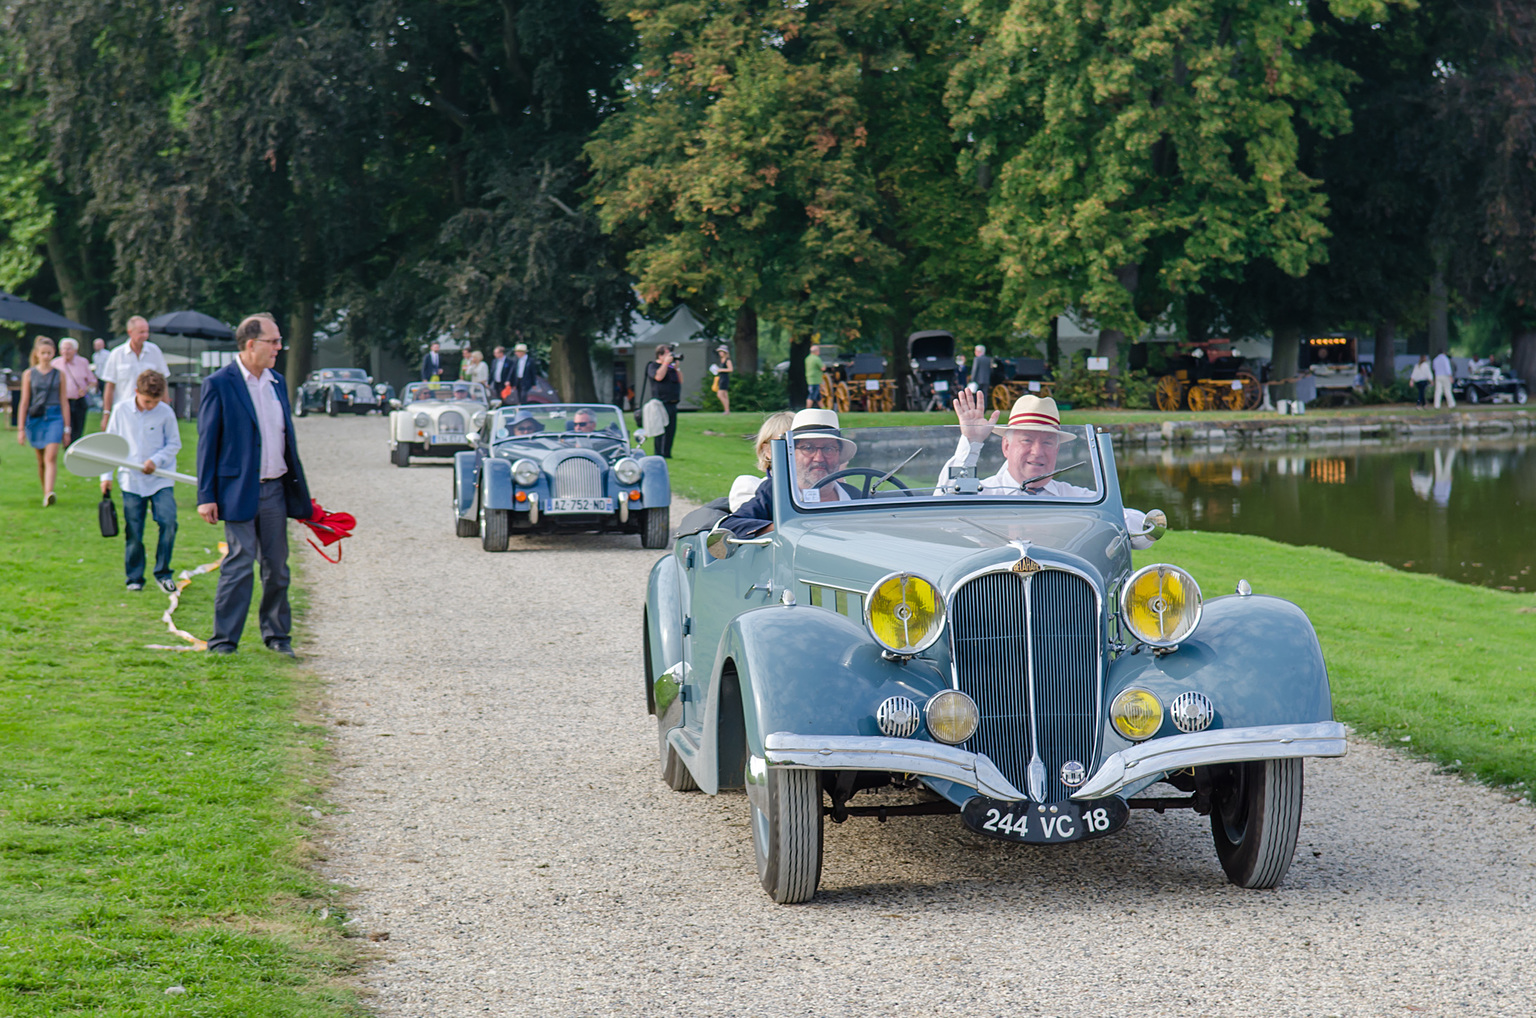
[925,690,979,745]
[864,572,945,654]
[1120,564,1202,647]
[1111,688,1163,741]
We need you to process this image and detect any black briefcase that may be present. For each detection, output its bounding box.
[99,492,119,538]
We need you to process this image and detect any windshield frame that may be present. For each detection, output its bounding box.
[488,404,632,449]
[403,381,490,405]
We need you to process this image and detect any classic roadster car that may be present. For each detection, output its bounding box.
[645,423,1346,902]
[296,367,382,416]
[1453,364,1529,405]
[389,381,492,466]
[452,403,671,551]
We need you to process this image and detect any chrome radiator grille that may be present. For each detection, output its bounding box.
[951,569,1100,803]
[553,457,603,498]
[437,410,465,434]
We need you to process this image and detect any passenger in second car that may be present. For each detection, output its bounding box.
[721,408,860,537]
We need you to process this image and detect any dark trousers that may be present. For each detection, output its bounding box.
[654,401,679,458]
[210,479,291,652]
[1415,380,1429,406]
[122,487,178,584]
[67,397,87,445]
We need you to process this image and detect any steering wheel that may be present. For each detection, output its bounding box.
[816,467,917,499]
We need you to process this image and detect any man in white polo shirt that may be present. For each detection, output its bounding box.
[100,316,170,429]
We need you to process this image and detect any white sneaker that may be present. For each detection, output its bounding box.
[126,582,144,592]
[158,577,178,594]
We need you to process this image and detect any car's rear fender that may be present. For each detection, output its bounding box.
[453,452,479,517]
[480,456,515,510]
[1099,592,1333,762]
[694,605,950,794]
[638,455,670,508]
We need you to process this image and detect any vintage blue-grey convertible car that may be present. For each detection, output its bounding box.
[645,423,1347,902]
[453,403,671,551]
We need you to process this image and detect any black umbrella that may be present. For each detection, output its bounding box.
[146,310,234,340]
[0,290,92,331]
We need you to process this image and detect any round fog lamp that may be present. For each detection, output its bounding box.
[512,459,540,485]
[865,572,945,655]
[925,690,979,745]
[614,458,642,484]
[1111,688,1163,741]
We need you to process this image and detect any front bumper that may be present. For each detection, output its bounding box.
[761,721,1348,803]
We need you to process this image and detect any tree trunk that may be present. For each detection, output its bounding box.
[285,299,316,403]
[1047,315,1060,370]
[548,323,597,402]
[1512,329,1536,394]
[1094,264,1141,379]
[787,334,809,407]
[44,220,107,339]
[1271,324,1301,402]
[733,303,759,376]
[1428,269,1449,357]
[1372,320,1397,387]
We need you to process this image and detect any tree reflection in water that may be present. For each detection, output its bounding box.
[1117,439,1535,591]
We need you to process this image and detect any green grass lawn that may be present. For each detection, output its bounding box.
[665,411,1536,796]
[1,420,360,1016]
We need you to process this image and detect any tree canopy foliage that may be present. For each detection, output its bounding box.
[1,0,1533,394]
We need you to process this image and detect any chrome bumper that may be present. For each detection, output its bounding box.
[763,721,1348,804]
[1072,721,1349,800]
[762,732,1027,801]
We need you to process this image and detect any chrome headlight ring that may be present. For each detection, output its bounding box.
[1119,563,1202,648]
[413,412,431,429]
[614,457,642,484]
[512,458,540,486]
[863,571,946,656]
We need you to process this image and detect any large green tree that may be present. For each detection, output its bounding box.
[949,0,1401,375]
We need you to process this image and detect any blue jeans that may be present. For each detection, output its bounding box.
[122,488,178,585]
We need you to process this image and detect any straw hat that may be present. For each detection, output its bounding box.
[994,394,1076,441]
[513,342,529,353]
[790,407,857,457]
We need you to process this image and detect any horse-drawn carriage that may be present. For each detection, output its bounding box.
[820,352,896,413]
[989,357,1055,412]
[1153,339,1263,412]
[905,331,962,411]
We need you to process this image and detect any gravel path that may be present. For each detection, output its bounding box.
[298,416,1536,1017]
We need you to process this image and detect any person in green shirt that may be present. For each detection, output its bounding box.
[804,344,825,408]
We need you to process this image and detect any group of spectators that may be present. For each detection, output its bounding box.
[420,340,541,404]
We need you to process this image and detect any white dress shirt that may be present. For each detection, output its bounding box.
[103,397,180,496]
[1432,352,1454,378]
[102,340,170,400]
[238,358,289,480]
[91,348,111,379]
[937,435,1154,549]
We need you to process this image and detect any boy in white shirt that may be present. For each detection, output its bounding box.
[100,370,181,592]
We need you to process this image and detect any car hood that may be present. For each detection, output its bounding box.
[786,508,1130,595]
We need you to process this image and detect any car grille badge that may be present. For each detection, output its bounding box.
[1059,760,1087,787]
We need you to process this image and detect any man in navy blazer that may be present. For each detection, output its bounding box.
[196,313,312,656]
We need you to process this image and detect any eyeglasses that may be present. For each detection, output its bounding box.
[795,442,843,459]
[254,337,283,347]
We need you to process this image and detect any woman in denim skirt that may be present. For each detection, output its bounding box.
[15,335,72,506]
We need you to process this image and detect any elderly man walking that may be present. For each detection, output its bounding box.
[55,338,98,446]
[100,316,170,430]
[196,313,313,658]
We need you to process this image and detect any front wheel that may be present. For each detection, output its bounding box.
[1466,387,1481,405]
[295,398,307,418]
[391,443,410,467]
[1208,758,1304,889]
[748,763,823,904]
[640,506,671,549]
[325,391,338,416]
[481,501,510,552]
[1517,387,1529,405]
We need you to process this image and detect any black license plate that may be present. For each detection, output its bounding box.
[961,796,1129,844]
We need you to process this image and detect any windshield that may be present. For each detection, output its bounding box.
[404,381,489,404]
[491,405,630,448]
[320,369,368,380]
[785,424,1103,509]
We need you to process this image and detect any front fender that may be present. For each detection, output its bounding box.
[638,455,671,508]
[481,456,514,510]
[695,605,949,793]
[1098,592,1333,766]
[453,452,479,517]
[645,553,685,706]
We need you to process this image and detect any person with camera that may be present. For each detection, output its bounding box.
[645,344,683,458]
[16,335,72,506]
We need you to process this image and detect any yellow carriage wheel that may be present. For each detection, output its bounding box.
[1154,375,1186,412]
[1235,370,1262,410]
[1187,384,1216,412]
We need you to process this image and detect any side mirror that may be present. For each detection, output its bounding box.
[466,433,480,448]
[388,399,402,410]
[706,527,732,560]
[1133,508,1168,543]
[489,399,502,409]
[632,428,647,443]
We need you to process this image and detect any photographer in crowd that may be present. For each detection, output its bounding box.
[645,344,683,458]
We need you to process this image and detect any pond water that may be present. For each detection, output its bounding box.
[1116,438,1536,592]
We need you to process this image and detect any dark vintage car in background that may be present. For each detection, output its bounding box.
[453,403,671,551]
[296,367,382,416]
[644,423,1347,902]
[1454,364,1529,405]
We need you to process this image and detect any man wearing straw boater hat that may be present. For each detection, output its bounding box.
[941,389,1156,544]
[721,408,860,536]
